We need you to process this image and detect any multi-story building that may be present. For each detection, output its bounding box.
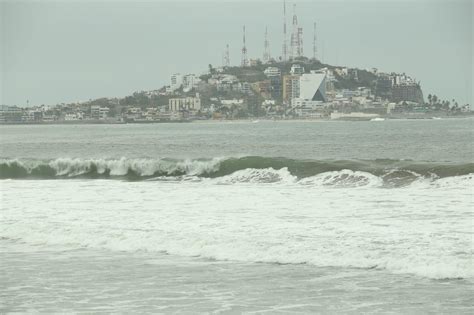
[291,72,327,112]
[169,95,201,112]
[391,82,424,104]
[264,67,281,77]
[90,105,109,120]
[268,76,282,100]
[282,74,301,104]
[290,64,305,75]
[90,105,101,120]
[299,72,327,102]
[170,73,183,91]
[375,73,393,99]
[0,105,23,123]
[99,107,109,119]
[183,74,200,92]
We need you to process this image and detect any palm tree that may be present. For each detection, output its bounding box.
[427,94,432,105]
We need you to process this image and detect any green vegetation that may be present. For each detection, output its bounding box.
[120,92,171,109]
[222,66,266,83]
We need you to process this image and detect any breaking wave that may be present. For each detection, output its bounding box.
[1,156,473,187]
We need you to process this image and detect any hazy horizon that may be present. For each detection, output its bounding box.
[1,0,472,107]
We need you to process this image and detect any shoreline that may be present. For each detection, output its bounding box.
[1,114,473,125]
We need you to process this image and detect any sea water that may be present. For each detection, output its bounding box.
[1,119,473,313]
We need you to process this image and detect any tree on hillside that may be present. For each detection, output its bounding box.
[208,64,215,75]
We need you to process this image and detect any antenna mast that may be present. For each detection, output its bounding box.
[263,27,271,63]
[290,4,297,59]
[241,25,248,67]
[224,44,230,67]
[282,1,288,62]
[313,22,318,61]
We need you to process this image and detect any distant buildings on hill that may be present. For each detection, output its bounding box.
[1,60,470,123]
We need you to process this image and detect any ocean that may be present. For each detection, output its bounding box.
[1,119,473,313]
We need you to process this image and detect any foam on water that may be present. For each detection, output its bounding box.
[1,156,473,183]
[1,173,472,280]
[215,167,297,184]
[0,157,224,178]
[298,169,383,187]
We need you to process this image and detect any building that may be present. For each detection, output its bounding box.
[282,74,301,104]
[90,105,109,120]
[264,67,281,77]
[299,72,327,102]
[375,73,393,99]
[291,98,326,111]
[0,105,23,123]
[291,72,327,114]
[249,59,259,67]
[90,105,101,120]
[64,113,84,121]
[170,73,183,91]
[268,76,281,100]
[99,107,109,119]
[169,95,201,112]
[335,67,348,77]
[183,74,200,92]
[391,82,424,104]
[290,64,305,75]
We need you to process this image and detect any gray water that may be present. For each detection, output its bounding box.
[1,119,473,313]
[1,119,472,161]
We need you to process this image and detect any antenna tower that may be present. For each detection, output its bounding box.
[224,44,230,67]
[241,26,249,67]
[313,22,318,60]
[290,4,298,59]
[282,0,288,61]
[263,27,271,63]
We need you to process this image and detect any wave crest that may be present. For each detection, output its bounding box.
[0,157,222,179]
[299,170,383,187]
[216,167,296,184]
[1,157,473,187]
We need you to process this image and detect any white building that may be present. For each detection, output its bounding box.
[290,64,305,75]
[90,105,100,119]
[183,74,200,92]
[299,72,327,102]
[264,67,281,77]
[65,112,84,121]
[291,99,326,110]
[169,94,201,112]
[90,106,109,120]
[170,73,183,91]
[291,72,327,113]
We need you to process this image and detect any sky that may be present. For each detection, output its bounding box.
[1,0,472,106]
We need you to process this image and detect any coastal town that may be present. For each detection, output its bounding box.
[1,3,471,124]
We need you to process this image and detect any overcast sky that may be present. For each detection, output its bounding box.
[1,0,472,106]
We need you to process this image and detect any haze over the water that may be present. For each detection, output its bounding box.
[1,0,472,106]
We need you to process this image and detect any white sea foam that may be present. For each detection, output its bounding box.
[298,169,383,187]
[215,167,297,184]
[15,157,224,177]
[1,176,472,280]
